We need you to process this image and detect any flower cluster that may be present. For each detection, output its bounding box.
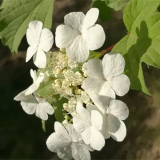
[14,8,130,160]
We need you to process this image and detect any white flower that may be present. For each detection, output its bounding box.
[82,53,130,111]
[14,91,54,120]
[87,100,129,141]
[46,122,93,160]
[73,103,105,151]
[25,69,44,96]
[26,20,54,68]
[55,8,105,62]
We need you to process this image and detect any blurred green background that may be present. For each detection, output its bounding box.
[1,0,160,159]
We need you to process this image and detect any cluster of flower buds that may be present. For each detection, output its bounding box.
[14,8,130,160]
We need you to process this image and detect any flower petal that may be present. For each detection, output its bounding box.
[111,74,130,96]
[43,102,54,115]
[87,58,104,79]
[35,104,49,120]
[55,25,79,48]
[73,115,86,133]
[21,101,37,114]
[90,126,105,151]
[66,36,89,62]
[39,28,54,52]
[54,122,70,139]
[46,132,71,152]
[66,124,82,142]
[25,72,44,95]
[82,77,111,113]
[14,89,37,103]
[26,45,37,62]
[72,143,91,160]
[91,110,103,130]
[34,49,47,68]
[108,114,121,133]
[109,100,129,120]
[110,120,127,142]
[99,81,116,99]
[57,147,72,160]
[64,12,85,31]
[83,8,99,29]
[84,24,105,50]
[102,53,125,79]
[26,21,43,46]
[81,127,91,145]
[30,69,37,82]
[76,102,90,123]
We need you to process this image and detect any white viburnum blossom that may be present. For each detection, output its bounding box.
[55,8,105,62]
[46,122,93,160]
[26,20,54,68]
[82,53,130,111]
[73,102,105,151]
[87,100,129,141]
[25,69,44,96]
[14,92,54,120]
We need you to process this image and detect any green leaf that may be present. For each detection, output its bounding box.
[107,0,130,11]
[0,0,54,52]
[53,95,68,122]
[92,0,130,11]
[37,78,54,98]
[92,0,112,21]
[113,0,160,94]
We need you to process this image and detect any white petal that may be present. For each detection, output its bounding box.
[54,122,70,139]
[66,36,89,62]
[66,124,82,142]
[26,45,37,62]
[86,58,104,79]
[82,77,111,113]
[46,132,71,152]
[57,147,72,160]
[72,143,91,160]
[108,114,121,133]
[83,8,99,29]
[42,102,54,115]
[30,69,37,82]
[81,127,91,145]
[99,81,116,99]
[34,49,47,68]
[91,110,103,130]
[90,126,105,151]
[35,104,49,120]
[102,53,125,79]
[76,102,90,124]
[64,12,85,31]
[55,25,79,48]
[110,120,127,142]
[110,74,130,96]
[39,28,54,52]
[21,101,37,114]
[14,89,38,105]
[73,115,86,132]
[109,100,129,120]
[25,73,44,95]
[84,24,105,50]
[101,115,111,139]
[27,21,43,46]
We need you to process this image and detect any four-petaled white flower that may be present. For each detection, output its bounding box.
[87,100,129,141]
[46,122,93,160]
[73,102,105,151]
[82,53,130,111]
[26,20,54,68]
[14,91,54,120]
[25,69,44,96]
[55,8,105,62]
